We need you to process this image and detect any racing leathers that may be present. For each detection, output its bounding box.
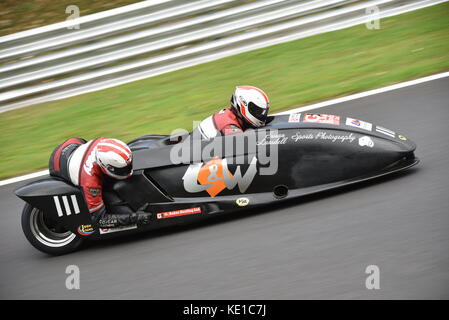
[196,107,249,139]
[49,137,150,228]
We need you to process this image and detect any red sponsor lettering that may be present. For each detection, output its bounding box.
[156,207,202,219]
[303,114,340,125]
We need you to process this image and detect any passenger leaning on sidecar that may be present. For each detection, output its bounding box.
[196,86,270,139]
[49,137,151,228]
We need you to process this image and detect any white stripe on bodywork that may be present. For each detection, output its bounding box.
[71,195,80,214]
[62,196,72,216]
[376,126,395,137]
[53,196,63,217]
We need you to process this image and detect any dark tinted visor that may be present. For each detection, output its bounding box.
[107,163,132,177]
[248,102,268,121]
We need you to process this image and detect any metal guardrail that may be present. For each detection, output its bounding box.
[0,0,446,113]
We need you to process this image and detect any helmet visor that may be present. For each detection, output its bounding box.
[248,102,268,122]
[107,163,133,177]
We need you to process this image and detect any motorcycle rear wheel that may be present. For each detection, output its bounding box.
[21,203,84,255]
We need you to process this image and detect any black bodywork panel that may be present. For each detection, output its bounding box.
[15,114,419,239]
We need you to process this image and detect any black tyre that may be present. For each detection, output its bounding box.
[21,203,84,255]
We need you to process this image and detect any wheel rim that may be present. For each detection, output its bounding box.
[29,208,76,247]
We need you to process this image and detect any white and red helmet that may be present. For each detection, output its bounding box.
[95,138,133,180]
[231,86,270,128]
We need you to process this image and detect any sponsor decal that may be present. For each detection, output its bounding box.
[256,132,288,146]
[315,131,355,143]
[236,197,250,207]
[156,207,201,219]
[183,157,258,197]
[346,117,372,131]
[291,131,355,143]
[358,136,374,148]
[240,96,248,107]
[77,224,95,236]
[398,135,407,141]
[288,113,301,123]
[89,188,100,197]
[303,113,340,125]
[98,218,118,228]
[376,126,395,138]
[99,224,137,234]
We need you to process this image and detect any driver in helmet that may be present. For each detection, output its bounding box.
[196,86,270,139]
[49,137,151,228]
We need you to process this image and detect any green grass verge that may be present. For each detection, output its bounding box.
[1,3,449,179]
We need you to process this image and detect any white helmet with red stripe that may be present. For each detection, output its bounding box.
[95,138,133,180]
[231,86,270,128]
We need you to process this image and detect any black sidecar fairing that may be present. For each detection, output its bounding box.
[14,114,419,238]
[107,114,418,226]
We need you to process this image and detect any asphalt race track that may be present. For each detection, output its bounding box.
[1,77,448,299]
